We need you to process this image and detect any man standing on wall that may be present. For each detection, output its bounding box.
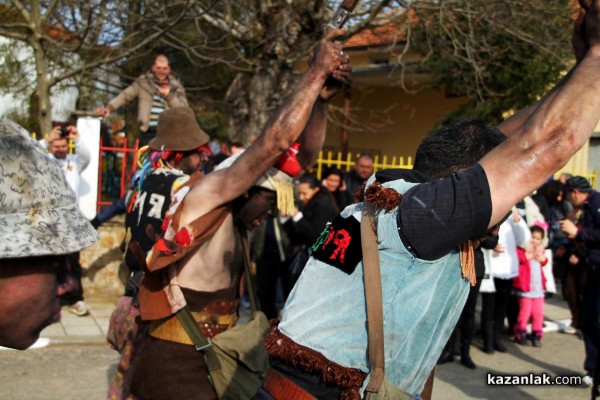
[96,54,188,146]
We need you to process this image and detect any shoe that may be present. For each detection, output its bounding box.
[437,351,454,364]
[583,375,594,387]
[460,354,477,369]
[562,325,577,334]
[514,329,529,346]
[481,343,495,354]
[529,331,542,347]
[494,341,507,353]
[515,336,529,346]
[68,301,89,316]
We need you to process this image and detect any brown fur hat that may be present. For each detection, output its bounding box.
[148,107,210,151]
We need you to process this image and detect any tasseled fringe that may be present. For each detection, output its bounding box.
[269,177,295,217]
[364,182,402,212]
[265,323,366,400]
[460,240,476,286]
[353,183,366,203]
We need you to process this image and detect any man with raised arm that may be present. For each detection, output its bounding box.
[128,30,350,400]
[251,3,600,399]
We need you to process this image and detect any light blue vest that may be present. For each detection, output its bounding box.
[278,178,470,395]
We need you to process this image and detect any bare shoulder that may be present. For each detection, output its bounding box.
[178,170,230,226]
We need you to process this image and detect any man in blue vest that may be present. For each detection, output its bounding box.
[254,3,600,398]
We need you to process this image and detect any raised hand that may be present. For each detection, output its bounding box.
[309,29,346,81]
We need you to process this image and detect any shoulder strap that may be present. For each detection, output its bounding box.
[361,202,385,393]
[238,224,260,316]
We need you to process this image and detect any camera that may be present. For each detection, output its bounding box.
[59,127,70,138]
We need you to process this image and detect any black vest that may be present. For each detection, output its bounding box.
[125,170,182,271]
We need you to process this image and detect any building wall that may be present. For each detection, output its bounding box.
[588,136,600,189]
[324,83,465,159]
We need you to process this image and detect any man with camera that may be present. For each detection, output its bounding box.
[39,123,92,316]
[40,124,91,201]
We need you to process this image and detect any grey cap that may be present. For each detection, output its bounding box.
[0,119,98,258]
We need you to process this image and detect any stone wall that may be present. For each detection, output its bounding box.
[80,215,126,303]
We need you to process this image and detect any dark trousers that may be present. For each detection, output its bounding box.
[461,278,483,353]
[480,278,513,348]
[255,251,288,320]
[480,292,495,349]
[444,278,482,355]
[493,278,513,338]
[507,292,520,334]
[94,196,127,225]
[564,264,588,329]
[581,266,600,384]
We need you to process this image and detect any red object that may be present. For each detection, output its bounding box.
[273,142,302,178]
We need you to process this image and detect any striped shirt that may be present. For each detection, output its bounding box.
[148,93,166,130]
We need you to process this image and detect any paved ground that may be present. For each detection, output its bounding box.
[0,295,595,399]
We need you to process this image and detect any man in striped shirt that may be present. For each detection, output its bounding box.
[97,54,188,146]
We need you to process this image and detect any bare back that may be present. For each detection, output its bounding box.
[175,212,243,292]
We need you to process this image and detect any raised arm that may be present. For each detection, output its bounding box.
[481,2,600,227]
[181,30,348,217]
[297,59,351,169]
[71,128,91,172]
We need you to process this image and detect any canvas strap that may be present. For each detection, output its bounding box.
[361,202,385,393]
[361,201,436,399]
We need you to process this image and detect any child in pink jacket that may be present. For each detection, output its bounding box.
[513,225,548,347]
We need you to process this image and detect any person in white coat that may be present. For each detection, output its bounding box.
[39,124,92,316]
[39,124,91,200]
[481,209,530,352]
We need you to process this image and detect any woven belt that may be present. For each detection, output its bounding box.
[263,369,317,400]
[150,310,237,344]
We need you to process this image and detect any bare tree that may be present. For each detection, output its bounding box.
[159,0,575,142]
[157,0,396,143]
[0,0,191,134]
[0,0,577,140]
[397,0,575,123]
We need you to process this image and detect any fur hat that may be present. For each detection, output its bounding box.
[565,176,592,193]
[216,143,302,215]
[0,119,98,258]
[148,107,210,151]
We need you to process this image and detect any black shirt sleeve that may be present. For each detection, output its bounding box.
[397,164,492,260]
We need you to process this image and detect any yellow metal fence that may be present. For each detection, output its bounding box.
[313,150,597,189]
[313,151,413,179]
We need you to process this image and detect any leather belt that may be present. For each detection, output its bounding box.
[263,369,317,400]
[150,310,237,344]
